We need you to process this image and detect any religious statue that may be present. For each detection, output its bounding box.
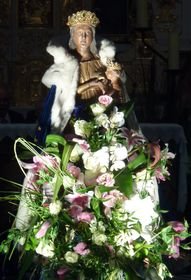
[35,10,140,145]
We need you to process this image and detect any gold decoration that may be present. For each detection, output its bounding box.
[67,10,100,28]
[106,59,122,71]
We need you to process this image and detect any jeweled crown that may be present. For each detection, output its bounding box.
[67,10,100,28]
[107,59,122,71]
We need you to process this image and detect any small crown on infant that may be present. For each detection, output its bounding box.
[67,10,100,28]
[106,59,122,71]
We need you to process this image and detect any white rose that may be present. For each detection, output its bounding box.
[64,251,79,263]
[110,108,125,128]
[74,120,91,138]
[82,147,109,173]
[36,240,54,258]
[90,103,106,116]
[49,200,62,215]
[95,113,109,129]
[92,232,107,245]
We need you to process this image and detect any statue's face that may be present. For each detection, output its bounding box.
[72,24,93,50]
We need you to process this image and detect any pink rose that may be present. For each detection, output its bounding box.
[96,173,115,187]
[102,190,123,208]
[35,220,51,239]
[67,163,81,178]
[98,95,113,106]
[73,242,90,256]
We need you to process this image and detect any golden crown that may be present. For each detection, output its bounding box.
[67,10,100,28]
[106,59,122,71]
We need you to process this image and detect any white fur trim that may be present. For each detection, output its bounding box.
[99,39,116,66]
[42,45,79,133]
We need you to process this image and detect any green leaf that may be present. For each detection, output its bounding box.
[61,211,74,225]
[115,167,133,197]
[91,197,101,219]
[61,142,74,171]
[97,185,115,193]
[53,171,63,201]
[127,152,147,171]
[45,134,66,147]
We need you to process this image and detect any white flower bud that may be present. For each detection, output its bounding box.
[49,200,62,215]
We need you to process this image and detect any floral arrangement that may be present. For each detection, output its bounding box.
[0,95,190,280]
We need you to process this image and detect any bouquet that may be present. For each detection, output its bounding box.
[0,95,190,280]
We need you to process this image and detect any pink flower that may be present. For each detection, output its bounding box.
[65,194,89,208]
[154,168,167,182]
[57,267,69,280]
[72,138,90,152]
[67,163,81,178]
[73,242,90,256]
[23,169,38,191]
[102,194,117,208]
[68,205,83,218]
[170,236,181,259]
[77,211,94,223]
[169,221,185,233]
[20,154,59,177]
[32,155,58,172]
[102,190,123,208]
[73,196,89,208]
[35,220,51,239]
[98,95,113,106]
[96,173,115,187]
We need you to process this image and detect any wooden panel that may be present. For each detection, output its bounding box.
[18,0,53,27]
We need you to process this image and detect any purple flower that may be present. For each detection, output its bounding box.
[65,194,90,208]
[68,205,83,218]
[169,221,185,233]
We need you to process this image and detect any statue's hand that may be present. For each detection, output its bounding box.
[91,77,111,94]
